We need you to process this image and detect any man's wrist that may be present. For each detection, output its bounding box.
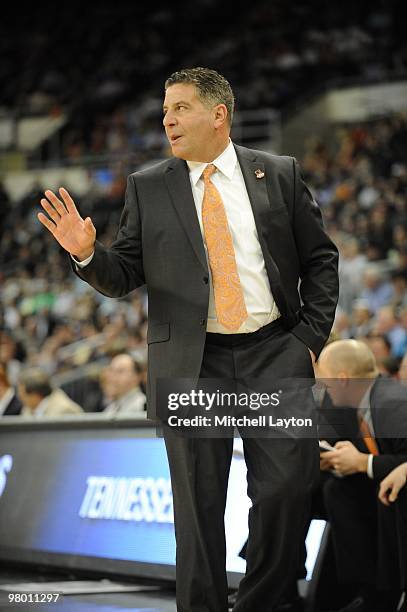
[72,247,94,262]
[357,453,369,474]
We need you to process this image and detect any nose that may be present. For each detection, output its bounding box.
[163,111,176,128]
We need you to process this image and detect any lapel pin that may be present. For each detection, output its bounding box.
[255,169,265,179]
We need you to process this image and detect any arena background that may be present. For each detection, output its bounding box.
[0,1,406,611]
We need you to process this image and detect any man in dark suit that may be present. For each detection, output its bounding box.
[0,362,22,416]
[379,462,407,611]
[38,68,338,612]
[317,340,407,612]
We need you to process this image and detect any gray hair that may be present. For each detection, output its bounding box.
[165,67,235,125]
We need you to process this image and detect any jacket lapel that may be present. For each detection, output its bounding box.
[235,144,270,221]
[164,158,208,272]
[235,144,287,308]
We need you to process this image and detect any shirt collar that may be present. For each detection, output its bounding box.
[358,380,375,414]
[0,388,14,415]
[187,139,237,186]
[34,396,49,417]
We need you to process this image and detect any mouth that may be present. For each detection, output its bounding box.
[169,135,183,144]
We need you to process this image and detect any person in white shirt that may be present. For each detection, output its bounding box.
[102,353,146,417]
[18,368,83,417]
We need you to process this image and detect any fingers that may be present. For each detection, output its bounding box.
[378,480,392,506]
[40,198,61,224]
[378,493,389,506]
[389,485,400,503]
[84,216,96,236]
[378,477,402,505]
[37,212,56,234]
[44,190,67,217]
[335,441,351,449]
[39,187,81,229]
[324,450,340,472]
[59,187,79,216]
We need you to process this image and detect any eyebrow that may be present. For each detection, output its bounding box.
[163,100,191,111]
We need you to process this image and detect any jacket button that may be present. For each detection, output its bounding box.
[200,319,206,326]
[203,276,209,284]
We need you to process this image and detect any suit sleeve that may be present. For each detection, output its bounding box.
[372,388,407,481]
[71,174,145,297]
[372,454,407,482]
[289,159,339,357]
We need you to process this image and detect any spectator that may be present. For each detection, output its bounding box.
[0,362,22,416]
[399,352,407,383]
[359,265,393,314]
[102,353,146,417]
[362,334,392,374]
[390,270,407,310]
[350,299,373,338]
[337,236,367,314]
[372,305,407,358]
[18,368,83,417]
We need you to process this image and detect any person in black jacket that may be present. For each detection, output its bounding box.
[379,463,407,612]
[317,340,407,612]
[37,67,339,612]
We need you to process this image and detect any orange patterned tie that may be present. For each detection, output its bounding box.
[201,164,248,331]
[358,415,379,456]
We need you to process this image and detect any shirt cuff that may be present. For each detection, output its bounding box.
[71,252,94,268]
[367,454,374,479]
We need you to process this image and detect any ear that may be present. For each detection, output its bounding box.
[213,104,228,128]
[338,372,349,386]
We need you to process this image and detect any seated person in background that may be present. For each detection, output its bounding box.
[18,368,83,417]
[399,352,407,383]
[0,362,22,416]
[379,462,407,505]
[102,353,146,417]
[316,339,407,612]
[379,463,407,612]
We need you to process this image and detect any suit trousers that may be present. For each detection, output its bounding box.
[163,320,319,612]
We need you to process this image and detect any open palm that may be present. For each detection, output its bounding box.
[38,188,96,260]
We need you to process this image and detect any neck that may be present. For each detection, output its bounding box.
[189,136,230,163]
[349,378,375,407]
[207,137,230,162]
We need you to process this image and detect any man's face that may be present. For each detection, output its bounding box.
[104,355,140,401]
[315,360,346,406]
[163,83,220,162]
[17,384,39,410]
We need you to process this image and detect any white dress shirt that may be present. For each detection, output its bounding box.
[0,388,15,416]
[74,140,280,333]
[104,386,146,417]
[186,140,279,332]
[358,383,376,479]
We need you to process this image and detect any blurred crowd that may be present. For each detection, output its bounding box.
[1,1,406,163]
[1,111,407,416]
[1,0,407,416]
[303,113,407,375]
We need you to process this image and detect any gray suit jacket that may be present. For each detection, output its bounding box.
[74,144,339,417]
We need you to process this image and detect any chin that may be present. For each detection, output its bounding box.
[171,145,189,160]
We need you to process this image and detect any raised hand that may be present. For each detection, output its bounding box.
[38,187,96,261]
